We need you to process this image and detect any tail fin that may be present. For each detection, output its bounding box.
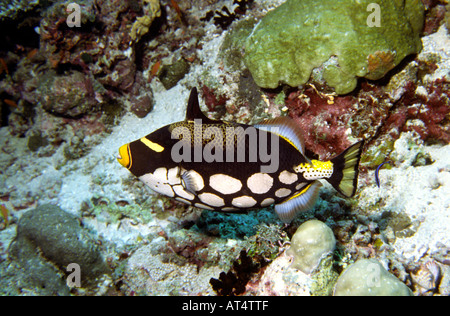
[327,141,364,197]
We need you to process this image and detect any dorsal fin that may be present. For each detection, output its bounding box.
[185,87,216,124]
[255,116,307,157]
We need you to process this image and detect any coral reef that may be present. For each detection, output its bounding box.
[130,0,161,42]
[284,85,355,160]
[334,259,413,296]
[0,0,449,297]
[194,208,277,239]
[210,250,262,296]
[0,0,39,21]
[201,0,255,30]
[357,133,450,261]
[287,220,336,274]
[409,260,442,296]
[284,70,449,161]
[254,251,313,295]
[158,58,190,90]
[253,245,339,296]
[8,204,110,294]
[122,243,221,296]
[244,0,424,94]
[37,70,100,118]
[208,222,288,295]
[130,93,154,118]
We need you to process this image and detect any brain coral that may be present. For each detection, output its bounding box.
[244,0,424,94]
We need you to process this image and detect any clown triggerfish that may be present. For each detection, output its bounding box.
[117,88,364,223]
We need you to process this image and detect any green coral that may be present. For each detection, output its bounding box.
[244,0,424,94]
[220,18,258,71]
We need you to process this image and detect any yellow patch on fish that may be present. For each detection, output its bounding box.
[140,137,165,152]
[311,160,333,171]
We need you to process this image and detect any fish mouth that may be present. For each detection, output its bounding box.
[117,144,131,169]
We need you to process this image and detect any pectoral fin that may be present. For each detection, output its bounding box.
[274,181,322,223]
[181,169,205,194]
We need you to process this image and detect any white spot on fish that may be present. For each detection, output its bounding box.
[139,171,174,197]
[247,173,273,194]
[209,174,243,195]
[173,184,195,200]
[168,167,181,185]
[222,207,239,211]
[195,203,214,210]
[153,167,168,180]
[232,196,257,208]
[198,192,225,207]
[261,198,275,207]
[279,170,298,185]
[275,188,292,198]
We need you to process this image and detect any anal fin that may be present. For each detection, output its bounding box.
[274,181,322,223]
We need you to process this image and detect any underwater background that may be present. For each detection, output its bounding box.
[0,0,449,296]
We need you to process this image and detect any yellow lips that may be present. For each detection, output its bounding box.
[117,144,131,169]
